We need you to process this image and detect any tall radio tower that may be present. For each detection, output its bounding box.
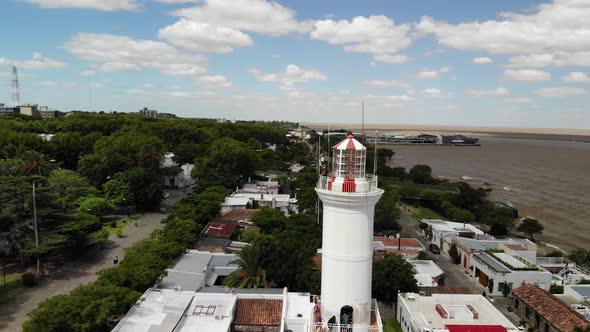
[11,66,20,107]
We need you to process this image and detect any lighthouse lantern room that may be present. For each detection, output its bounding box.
[315,134,384,331]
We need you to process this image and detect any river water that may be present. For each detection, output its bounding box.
[387,137,590,251]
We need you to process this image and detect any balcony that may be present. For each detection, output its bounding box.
[316,174,379,193]
[311,299,383,332]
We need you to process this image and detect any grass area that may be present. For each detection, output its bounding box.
[0,274,28,305]
[383,318,403,332]
[411,207,444,221]
[103,219,130,237]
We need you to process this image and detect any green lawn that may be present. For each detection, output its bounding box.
[0,274,28,305]
[103,219,128,237]
[383,318,403,332]
[412,207,443,221]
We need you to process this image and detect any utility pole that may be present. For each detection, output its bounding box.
[32,181,40,275]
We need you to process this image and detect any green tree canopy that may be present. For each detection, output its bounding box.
[372,253,419,302]
[224,244,271,288]
[48,170,99,211]
[516,217,544,242]
[409,164,434,184]
[79,197,115,216]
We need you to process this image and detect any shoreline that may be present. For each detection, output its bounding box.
[303,123,590,143]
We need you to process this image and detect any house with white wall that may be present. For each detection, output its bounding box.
[471,251,552,296]
[454,237,537,272]
[421,219,487,253]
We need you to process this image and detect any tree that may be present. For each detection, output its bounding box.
[449,243,461,265]
[48,170,99,211]
[375,189,401,232]
[447,207,475,224]
[487,207,515,235]
[172,141,201,165]
[408,164,433,184]
[192,137,262,189]
[549,284,564,294]
[23,284,140,332]
[568,249,590,267]
[372,253,419,302]
[516,217,544,242]
[224,244,271,288]
[251,208,286,234]
[20,150,56,176]
[79,197,115,216]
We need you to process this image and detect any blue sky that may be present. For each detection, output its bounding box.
[1,0,589,129]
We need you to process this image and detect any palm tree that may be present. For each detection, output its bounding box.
[224,245,271,288]
[20,151,56,176]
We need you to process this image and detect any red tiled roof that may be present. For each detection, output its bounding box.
[512,284,589,332]
[446,325,507,332]
[204,220,238,239]
[233,299,282,326]
[373,236,424,249]
[221,208,261,221]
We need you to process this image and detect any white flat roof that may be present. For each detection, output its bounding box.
[495,253,527,268]
[423,219,484,235]
[411,260,445,278]
[176,293,237,332]
[113,289,194,332]
[415,273,438,287]
[400,293,517,331]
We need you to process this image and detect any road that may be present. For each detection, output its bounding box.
[399,210,483,293]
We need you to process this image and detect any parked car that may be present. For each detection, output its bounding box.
[428,243,441,254]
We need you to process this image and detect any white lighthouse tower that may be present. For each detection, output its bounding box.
[316,135,384,329]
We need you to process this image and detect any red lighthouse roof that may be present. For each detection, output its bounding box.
[333,135,366,151]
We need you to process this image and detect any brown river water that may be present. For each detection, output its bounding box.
[387,137,590,251]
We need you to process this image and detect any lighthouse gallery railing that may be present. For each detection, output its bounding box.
[317,174,379,193]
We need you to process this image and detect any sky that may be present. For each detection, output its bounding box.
[1,0,590,129]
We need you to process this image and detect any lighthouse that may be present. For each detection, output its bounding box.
[316,135,384,328]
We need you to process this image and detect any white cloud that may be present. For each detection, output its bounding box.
[311,15,411,64]
[271,54,281,59]
[439,66,452,73]
[172,0,311,36]
[535,87,587,97]
[472,57,493,64]
[0,52,67,70]
[417,70,438,79]
[249,65,326,97]
[197,75,233,88]
[249,64,326,84]
[143,84,154,89]
[423,88,452,99]
[373,54,408,64]
[561,72,590,83]
[80,70,95,77]
[39,81,58,88]
[62,33,206,76]
[23,0,140,11]
[504,97,532,103]
[365,80,410,89]
[158,18,253,53]
[367,94,413,102]
[154,0,199,3]
[417,0,590,67]
[502,69,551,82]
[466,87,510,97]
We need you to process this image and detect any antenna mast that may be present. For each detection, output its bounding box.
[11,66,20,107]
[374,130,378,176]
[361,100,365,145]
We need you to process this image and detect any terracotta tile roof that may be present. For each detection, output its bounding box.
[512,284,589,332]
[233,298,283,326]
[221,208,261,221]
[204,220,238,239]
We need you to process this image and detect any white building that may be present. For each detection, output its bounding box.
[410,260,445,289]
[315,135,384,331]
[161,153,195,189]
[113,287,313,332]
[422,219,487,253]
[454,237,537,272]
[397,293,518,332]
[241,179,280,194]
[220,192,297,216]
[471,251,552,296]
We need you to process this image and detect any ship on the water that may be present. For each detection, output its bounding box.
[368,133,480,145]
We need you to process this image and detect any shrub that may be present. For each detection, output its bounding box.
[549,284,564,294]
[116,228,124,238]
[110,221,117,228]
[22,272,39,287]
